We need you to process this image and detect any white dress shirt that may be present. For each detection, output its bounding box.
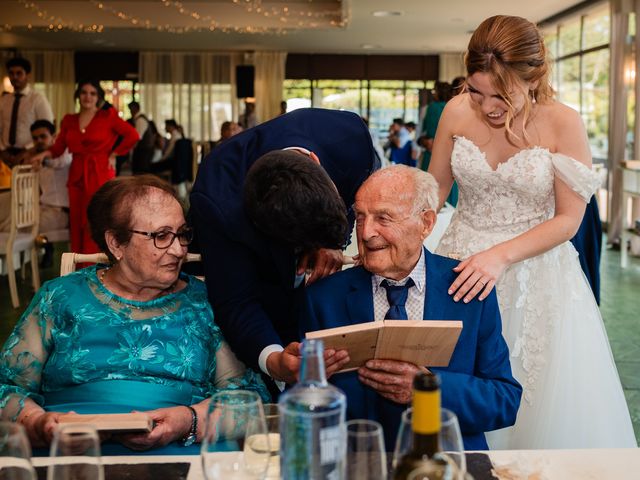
[40,149,72,208]
[133,113,149,138]
[0,86,54,150]
[371,248,426,321]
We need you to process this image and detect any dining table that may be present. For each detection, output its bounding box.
[11,447,639,480]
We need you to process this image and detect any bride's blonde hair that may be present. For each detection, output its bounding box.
[465,15,554,144]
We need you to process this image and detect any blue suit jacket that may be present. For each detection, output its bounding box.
[298,249,522,450]
[189,108,378,371]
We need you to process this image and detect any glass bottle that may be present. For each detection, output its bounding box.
[279,339,346,480]
[393,372,460,480]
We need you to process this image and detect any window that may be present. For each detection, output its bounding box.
[545,3,610,163]
[283,79,431,134]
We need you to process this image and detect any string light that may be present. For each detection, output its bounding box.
[3,0,348,35]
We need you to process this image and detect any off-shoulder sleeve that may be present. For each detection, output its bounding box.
[0,285,55,420]
[552,153,601,202]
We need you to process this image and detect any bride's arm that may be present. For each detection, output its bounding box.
[428,98,461,211]
[450,105,593,303]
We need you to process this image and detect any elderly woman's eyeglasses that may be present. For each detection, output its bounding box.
[129,227,194,249]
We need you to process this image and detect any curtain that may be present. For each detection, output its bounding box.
[439,53,465,82]
[139,52,234,141]
[11,50,75,129]
[607,0,632,243]
[253,51,287,124]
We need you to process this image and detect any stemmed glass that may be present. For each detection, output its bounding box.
[201,390,269,480]
[345,419,387,480]
[0,422,36,480]
[47,424,104,480]
[393,407,467,477]
[262,404,280,480]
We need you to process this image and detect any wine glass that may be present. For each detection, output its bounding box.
[0,422,36,480]
[47,424,104,480]
[262,404,280,480]
[345,419,387,480]
[393,407,467,477]
[201,390,269,480]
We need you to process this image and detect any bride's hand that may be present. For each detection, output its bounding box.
[448,247,508,303]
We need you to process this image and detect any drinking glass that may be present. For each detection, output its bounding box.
[393,407,466,476]
[345,419,387,480]
[262,404,280,480]
[201,390,269,480]
[0,422,36,480]
[47,424,104,480]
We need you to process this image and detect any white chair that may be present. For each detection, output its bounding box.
[0,165,40,308]
[60,252,202,277]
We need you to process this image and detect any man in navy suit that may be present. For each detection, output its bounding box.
[190,108,379,389]
[299,165,521,449]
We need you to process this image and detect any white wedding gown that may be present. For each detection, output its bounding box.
[435,136,637,449]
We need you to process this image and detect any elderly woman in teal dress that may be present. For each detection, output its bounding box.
[0,175,269,454]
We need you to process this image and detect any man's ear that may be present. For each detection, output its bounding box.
[421,209,437,240]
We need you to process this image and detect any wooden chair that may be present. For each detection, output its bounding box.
[60,252,202,277]
[0,165,40,308]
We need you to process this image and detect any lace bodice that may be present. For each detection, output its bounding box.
[437,136,600,257]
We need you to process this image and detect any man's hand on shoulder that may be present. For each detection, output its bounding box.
[297,248,343,285]
[358,359,430,405]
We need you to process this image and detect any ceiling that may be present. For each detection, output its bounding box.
[0,0,588,54]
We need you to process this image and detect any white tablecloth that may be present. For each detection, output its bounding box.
[19,448,640,479]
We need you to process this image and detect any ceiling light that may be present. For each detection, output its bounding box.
[361,44,381,50]
[371,11,403,17]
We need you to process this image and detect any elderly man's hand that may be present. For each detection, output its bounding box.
[297,248,343,285]
[115,406,192,451]
[358,359,429,405]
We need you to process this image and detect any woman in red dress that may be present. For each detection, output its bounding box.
[34,80,139,253]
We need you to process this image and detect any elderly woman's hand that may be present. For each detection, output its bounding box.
[115,406,193,451]
[21,410,70,447]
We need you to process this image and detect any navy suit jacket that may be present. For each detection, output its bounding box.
[298,249,522,450]
[190,108,378,371]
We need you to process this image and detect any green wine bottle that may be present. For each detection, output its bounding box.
[393,372,460,480]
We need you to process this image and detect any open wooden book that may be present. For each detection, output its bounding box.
[305,320,462,373]
[59,412,153,433]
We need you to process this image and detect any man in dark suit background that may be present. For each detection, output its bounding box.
[298,165,522,449]
[190,108,379,390]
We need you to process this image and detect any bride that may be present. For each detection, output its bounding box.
[429,15,636,449]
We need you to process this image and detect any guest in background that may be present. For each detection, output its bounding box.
[0,175,269,454]
[238,100,257,129]
[0,57,53,186]
[418,81,457,205]
[451,76,466,97]
[27,120,72,267]
[212,121,236,150]
[279,100,288,116]
[31,79,139,254]
[387,118,414,166]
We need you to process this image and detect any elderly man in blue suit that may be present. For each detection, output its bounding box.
[190,108,379,390]
[299,165,522,450]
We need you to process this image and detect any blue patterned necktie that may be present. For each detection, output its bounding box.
[381,278,415,320]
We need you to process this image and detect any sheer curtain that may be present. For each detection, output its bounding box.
[439,53,465,82]
[139,52,235,141]
[13,50,75,128]
[254,51,287,123]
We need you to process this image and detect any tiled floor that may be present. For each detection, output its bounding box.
[1,241,639,444]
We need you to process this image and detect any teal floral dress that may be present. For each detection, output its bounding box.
[0,266,270,454]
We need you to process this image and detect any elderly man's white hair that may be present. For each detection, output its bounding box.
[366,165,440,214]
